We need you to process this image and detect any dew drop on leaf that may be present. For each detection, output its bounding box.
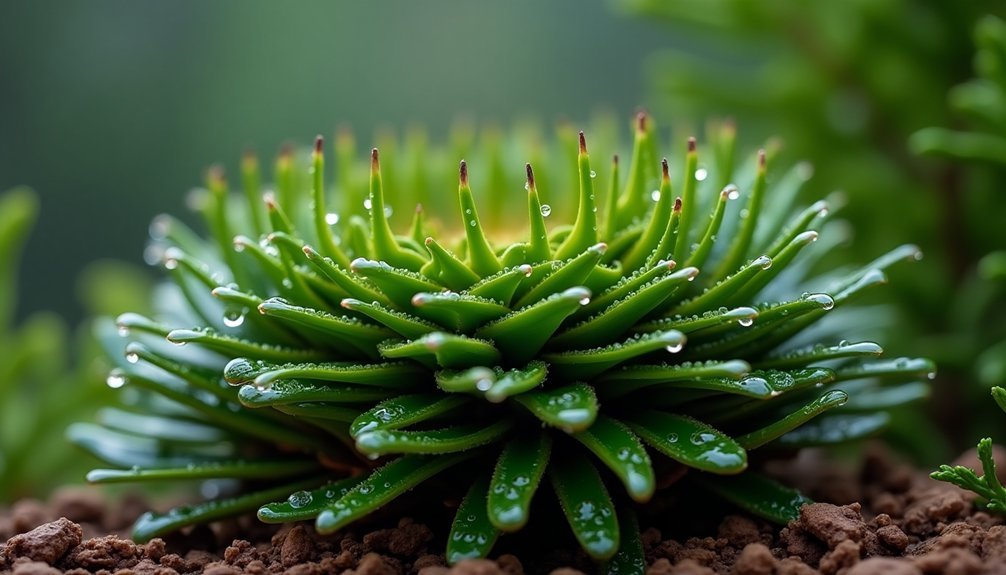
[223,309,246,328]
[540,204,552,217]
[589,170,597,178]
[106,370,127,389]
[325,212,340,225]
[738,317,754,327]
[287,490,313,509]
[695,168,708,181]
[650,190,661,202]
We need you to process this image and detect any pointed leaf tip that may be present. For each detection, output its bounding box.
[758,149,766,168]
[578,131,587,154]
[661,158,669,180]
[636,111,647,132]
[688,137,696,153]
[371,147,380,169]
[674,197,682,212]
[613,154,619,166]
[459,160,468,185]
[525,163,535,188]
[314,135,324,154]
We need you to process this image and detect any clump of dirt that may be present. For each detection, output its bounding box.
[3,446,1006,574]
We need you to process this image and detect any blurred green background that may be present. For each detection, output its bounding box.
[0,0,669,324]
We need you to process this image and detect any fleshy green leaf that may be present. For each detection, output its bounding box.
[549,450,620,561]
[488,433,552,532]
[701,473,812,524]
[515,383,599,432]
[573,416,655,502]
[316,453,473,534]
[447,477,500,564]
[629,412,747,474]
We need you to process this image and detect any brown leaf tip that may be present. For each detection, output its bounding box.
[578,131,587,154]
[636,111,647,132]
[207,164,226,185]
[314,135,324,154]
[673,197,683,212]
[688,137,697,153]
[758,149,766,168]
[459,160,468,185]
[263,191,278,210]
[525,163,535,189]
[415,203,424,214]
[661,158,670,180]
[612,154,619,166]
[371,148,380,170]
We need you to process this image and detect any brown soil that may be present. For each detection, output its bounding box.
[3,445,1006,575]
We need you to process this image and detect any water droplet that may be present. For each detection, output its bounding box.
[125,352,139,364]
[117,326,130,337]
[540,204,552,217]
[469,219,477,227]
[106,369,127,389]
[579,296,591,305]
[524,182,530,191]
[363,198,373,210]
[665,342,683,353]
[142,244,164,265]
[384,206,393,217]
[476,378,493,392]
[667,433,679,443]
[695,168,708,181]
[804,293,835,310]
[927,371,937,380]
[726,186,740,200]
[223,309,246,328]
[759,258,773,270]
[738,317,754,327]
[287,490,313,509]
[690,432,715,445]
[324,212,340,226]
[170,339,187,347]
[163,258,178,270]
[650,190,661,202]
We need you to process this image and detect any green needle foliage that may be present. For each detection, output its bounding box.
[75,114,930,566]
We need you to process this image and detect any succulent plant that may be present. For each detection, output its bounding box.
[72,114,931,568]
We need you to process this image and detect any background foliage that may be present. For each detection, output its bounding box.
[622,0,1006,454]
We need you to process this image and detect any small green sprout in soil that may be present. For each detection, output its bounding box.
[933,386,1006,514]
[71,113,933,569]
